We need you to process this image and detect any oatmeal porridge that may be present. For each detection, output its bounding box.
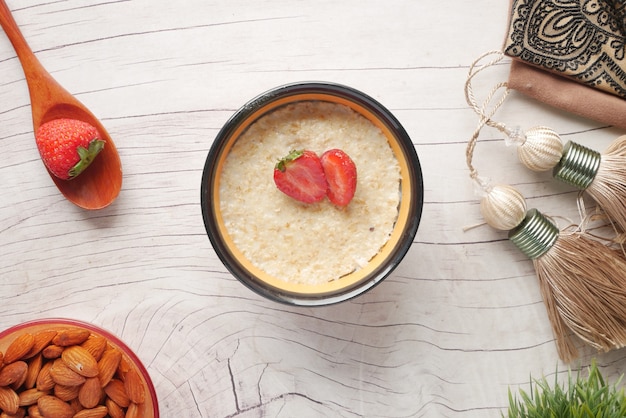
[218,100,401,285]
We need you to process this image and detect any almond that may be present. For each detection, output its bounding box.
[51,329,90,347]
[60,346,98,378]
[23,331,57,360]
[4,334,34,364]
[0,362,27,387]
[17,388,47,407]
[0,326,153,418]
[53,384,79,402]
[24,354,42,389]
[9,367,27,393]
[28,404,44,418]
[49,359,85,387]
[78,377,101,409]
[125,402,143,418]
[96,348,121,388]
[68,397,82,414]
[80,335,107,362]
[9,374,27,393]
[103,379,129,408]
[41,345,64,360]
[35,362,54,392]
[37,395,74,418]
[117,355,131,375]
[0,407,26,418]
[105,398,124,418]
[0,386,19,414]
[123,369,145,405]
[72,405,108,418]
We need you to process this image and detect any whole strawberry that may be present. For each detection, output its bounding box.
[35,118,105,180]
[320,148,357,206]
[274,149,328,203]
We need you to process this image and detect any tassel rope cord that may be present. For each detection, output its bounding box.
[464,53,624,241]
[465,51,626,234]
[463,52,626,362]
[464,50,512,182]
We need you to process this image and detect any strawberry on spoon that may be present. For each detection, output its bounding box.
[35,118,105,180]
[321,148,357,206]
[0,0,122,209]
[273,149,328,203]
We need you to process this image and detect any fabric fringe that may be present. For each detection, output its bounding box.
[534,232,626,362]
[587,135,626,233]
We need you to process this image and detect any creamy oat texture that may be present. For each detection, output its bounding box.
[219,101,401,285]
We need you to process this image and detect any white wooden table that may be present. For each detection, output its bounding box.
[2,1,625,416]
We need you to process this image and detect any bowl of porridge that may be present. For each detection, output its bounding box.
[201,82,423,305]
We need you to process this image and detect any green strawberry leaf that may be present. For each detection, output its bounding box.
[68,138,105,179]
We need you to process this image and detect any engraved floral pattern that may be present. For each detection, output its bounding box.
[504,0,626,97]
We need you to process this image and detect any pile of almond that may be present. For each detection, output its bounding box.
[0,326,150,418]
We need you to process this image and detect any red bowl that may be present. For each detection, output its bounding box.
[0,318,158,417]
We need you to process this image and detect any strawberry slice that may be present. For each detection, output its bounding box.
[274,149,328,203]
[320,149,357,206]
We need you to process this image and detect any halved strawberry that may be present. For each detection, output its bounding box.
[274,149,328,203]
[320,149,357,206]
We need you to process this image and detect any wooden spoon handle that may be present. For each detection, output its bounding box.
[0,0,31,61]
[0,0,77,128]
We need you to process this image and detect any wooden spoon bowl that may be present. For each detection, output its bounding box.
[0,0,122,209]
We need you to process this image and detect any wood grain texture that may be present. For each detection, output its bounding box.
[2,1,626,417]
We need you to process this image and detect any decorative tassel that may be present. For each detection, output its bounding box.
[481,184,626,362]
[464,51,626,231]
[507,127,626,231]
[479,183,527,231]
[509,126,563,171]
[465,51,626,362]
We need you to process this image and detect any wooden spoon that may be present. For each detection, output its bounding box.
[0,1,122,209]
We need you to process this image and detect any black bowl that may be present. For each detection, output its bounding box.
[201,82,423,306]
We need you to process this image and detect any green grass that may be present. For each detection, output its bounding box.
[505,360,626,418]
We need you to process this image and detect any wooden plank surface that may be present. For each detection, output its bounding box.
[2,0,626,416]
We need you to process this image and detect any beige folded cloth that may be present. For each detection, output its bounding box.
[503,0,626,130]
[508,59,626,130]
